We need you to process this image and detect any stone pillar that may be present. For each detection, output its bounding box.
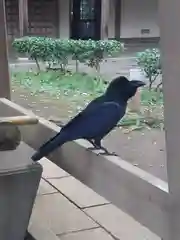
[128,90,141,113]
[128,68,144,113]
[107,0,115,39]
[101,0,110,39]
[159,0,180,239]
[18,0,28,37]
[59,0,70,39]
[114,0,121,39]
[0,0,11,99]
[0,145,42,240]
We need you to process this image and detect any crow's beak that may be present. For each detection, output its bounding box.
[131,80,146,88]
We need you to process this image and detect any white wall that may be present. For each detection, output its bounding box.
[121,0,159,38]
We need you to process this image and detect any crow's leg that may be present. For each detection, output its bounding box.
[86,139,101,151]
[94,139,119,157]
[86,139,118,156]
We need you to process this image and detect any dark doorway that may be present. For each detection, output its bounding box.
[71,0,101,40]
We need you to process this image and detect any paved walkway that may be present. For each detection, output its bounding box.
[30,155,160,240]
[10,55,137,81]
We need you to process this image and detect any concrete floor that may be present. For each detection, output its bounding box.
[31,150,160,240]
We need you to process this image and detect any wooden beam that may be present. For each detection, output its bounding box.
[0,0,11,99]
[19,0,28,37]
[101,0,110,39]
[159,0,180,239]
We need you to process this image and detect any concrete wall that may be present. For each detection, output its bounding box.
[121,0,159,38]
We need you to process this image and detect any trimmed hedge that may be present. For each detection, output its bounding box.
[12,37,124,72]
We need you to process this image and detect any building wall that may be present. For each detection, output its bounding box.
[5,0,60,39]
[120,0,159,38]
[5,0,19,40]
[5,0,160,41]
[28,0,59,37]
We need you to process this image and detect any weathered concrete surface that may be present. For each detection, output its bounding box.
[48,176,109,208]
[0,143,42,240]
[32,156,161,240]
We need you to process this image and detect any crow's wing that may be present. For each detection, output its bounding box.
[61,95,104,131]
[61,101,125,140]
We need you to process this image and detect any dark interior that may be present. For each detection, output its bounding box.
[71,0,101,40]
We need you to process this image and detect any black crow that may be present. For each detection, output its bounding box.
[31,76,145,161]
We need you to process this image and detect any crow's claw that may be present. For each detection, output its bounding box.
[87,146,100,151]
[100,151,119,157]
[86,140,118,157]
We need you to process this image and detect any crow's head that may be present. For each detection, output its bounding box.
[105,76,146,102]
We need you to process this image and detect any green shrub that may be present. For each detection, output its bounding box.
[52,39,71,72]
[13,37,55,71]
[12,37,30,54]
[12,37,124,74]
[136,48,162,91]
[84,40,123,74]
[68,40,89,72]
[136,48,162,118]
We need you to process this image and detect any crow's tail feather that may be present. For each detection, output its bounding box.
[31,132,66,162]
